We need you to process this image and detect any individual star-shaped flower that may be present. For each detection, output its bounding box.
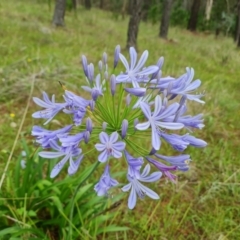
[95,132,126,162]
[116,47,159,87]
[122,161,162,210]
[136,95,184,151]
[32,92,67,125]
[94,165,119,196]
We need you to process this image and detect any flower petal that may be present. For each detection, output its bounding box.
[109,132,118,143]
[95,143,106,151]
[135,121,150,130]
[153,95,162,117]
[119,53,130,72]
[112,141,126,151]
[138,66,159,76]
[99,132,109,143]
[155,121,184,130]
[138,182,160,199]
[128,186,137,209]
[134,50,148,72]
[141,164,150,178]
[50,154,69,178]
[122,183,131,192]
[140,172,162,182]
[152,127,161,150]
[112,150,122,159]
[39,151,65,159]
[98,150,108,162]
[139,102,151,118]
[129,47,137,69]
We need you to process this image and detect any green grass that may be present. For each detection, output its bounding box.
[1,0,240,239]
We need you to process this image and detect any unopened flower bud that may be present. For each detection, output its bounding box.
[149,148,157,155]
[134,118,139,130]
[102,52,107,65]
[126,94,131,106]
[157,70,162,82]
[102,122,107,131]
[84,131,90,143]
[81,55,88,77]
[151,57,164,80]
[114,45,120,68]
[88,63,94,81]
[86,117,92,133]
[104,71,108,80]
[121,119,128,139]
[89,100,95,111]
[98,60,103,72]
[110,75,116,96]
[91,89,99,101]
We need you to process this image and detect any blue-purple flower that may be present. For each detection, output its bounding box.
[38,140,82,178]
[116,47,158,87]
[122,160,162,209]
[146,157,177,183]
[136,95,184,150]
[95,132,126,162]
[82,73,104,100]
[94,165,118,196]
[32,125,72,148]
[32,92,67,125]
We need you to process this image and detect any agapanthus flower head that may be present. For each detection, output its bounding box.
[32,45,207,209]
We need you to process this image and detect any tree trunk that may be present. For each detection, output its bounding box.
[85,0,91,10]
[205,0,213,21]
[126,0,143,50]
[237,0,240,47]
[159,0,174,39]
[52,0,66,27]
[187,0,201,31]
[100,0,104,9]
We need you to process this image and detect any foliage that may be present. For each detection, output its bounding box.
[170,1,189,28]
[147,0,162,25]
[0,141,127,239]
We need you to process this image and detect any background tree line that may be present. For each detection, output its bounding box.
[53,0,240,48]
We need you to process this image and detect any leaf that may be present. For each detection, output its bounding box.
[96,225,129,235]
[0,227,19,236]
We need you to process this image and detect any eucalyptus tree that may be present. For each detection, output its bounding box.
[52,0,66,26]
[126,0,143,50]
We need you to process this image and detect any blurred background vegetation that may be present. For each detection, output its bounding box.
[0,0,240,239]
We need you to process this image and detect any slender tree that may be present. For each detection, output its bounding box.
[52,0,66,26]
[187,0,201,31]
[237,0,240,47]
[100,0,104,9]
[126,0,143,50]
[85,0,91,10]
[205,0,213,21]
[159,0,174,39]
